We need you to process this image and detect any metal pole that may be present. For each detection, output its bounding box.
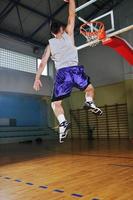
[107,25,133,38]
[76,0,97,12]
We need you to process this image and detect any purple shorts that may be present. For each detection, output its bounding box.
[51,65,90,102]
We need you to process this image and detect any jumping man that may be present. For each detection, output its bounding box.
[33,0,103,143]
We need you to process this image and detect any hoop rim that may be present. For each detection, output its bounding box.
[80,21,106,40]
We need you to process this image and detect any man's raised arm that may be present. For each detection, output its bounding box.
[33,45,50,91]
[65,0,76,36]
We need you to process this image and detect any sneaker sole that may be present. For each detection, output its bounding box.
[83,104,103,116]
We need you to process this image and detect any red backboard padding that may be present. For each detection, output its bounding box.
[102,36,133,65]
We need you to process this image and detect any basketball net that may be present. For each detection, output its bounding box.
[80,21,106,47]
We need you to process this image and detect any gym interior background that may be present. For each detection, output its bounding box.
[0,0,133,200]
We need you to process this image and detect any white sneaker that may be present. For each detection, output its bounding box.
[84,101,103,116]
[59,121,70,143]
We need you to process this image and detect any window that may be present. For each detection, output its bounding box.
[37,59,48,76]
[0,48,36,73]
[0,48,48,76]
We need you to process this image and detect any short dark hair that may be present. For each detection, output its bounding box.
[50,21,65,34]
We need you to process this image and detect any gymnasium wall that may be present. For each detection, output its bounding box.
[48,79,133,139]
[0,35,43,57]
[0,93,46,126]
[62,81,126,115]
[0,42,54,143]
[0,67,53,96]
[0,93,58,144]
[67,82,126,109]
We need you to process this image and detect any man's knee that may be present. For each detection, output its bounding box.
[85,84,94,92]
[51,100,62,110]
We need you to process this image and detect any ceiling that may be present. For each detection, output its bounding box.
[0,0,126,48]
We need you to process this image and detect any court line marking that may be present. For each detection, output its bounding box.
[53,189,64,193]
[0,175,85,198]
[4,177,11,179]
[26,182,34,185]
[71,193,83,198]
[14,179,22,182]
[39,185,48,189]
[91,199,100,200]
[109,164,133,168]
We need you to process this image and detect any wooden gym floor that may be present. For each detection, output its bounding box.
[0,139,133,200]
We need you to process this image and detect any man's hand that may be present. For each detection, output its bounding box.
[33,79,42,91]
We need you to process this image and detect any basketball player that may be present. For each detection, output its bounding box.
[33,0,102,143]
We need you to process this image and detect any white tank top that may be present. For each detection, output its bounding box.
[49,32,78,70]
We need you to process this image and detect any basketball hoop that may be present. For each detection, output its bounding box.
[80,21,106,47]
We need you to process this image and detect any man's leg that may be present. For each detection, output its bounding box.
[51,100,70,143]
[51,100,65,121]
[85,84,94,102]
[84,84,103,115]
